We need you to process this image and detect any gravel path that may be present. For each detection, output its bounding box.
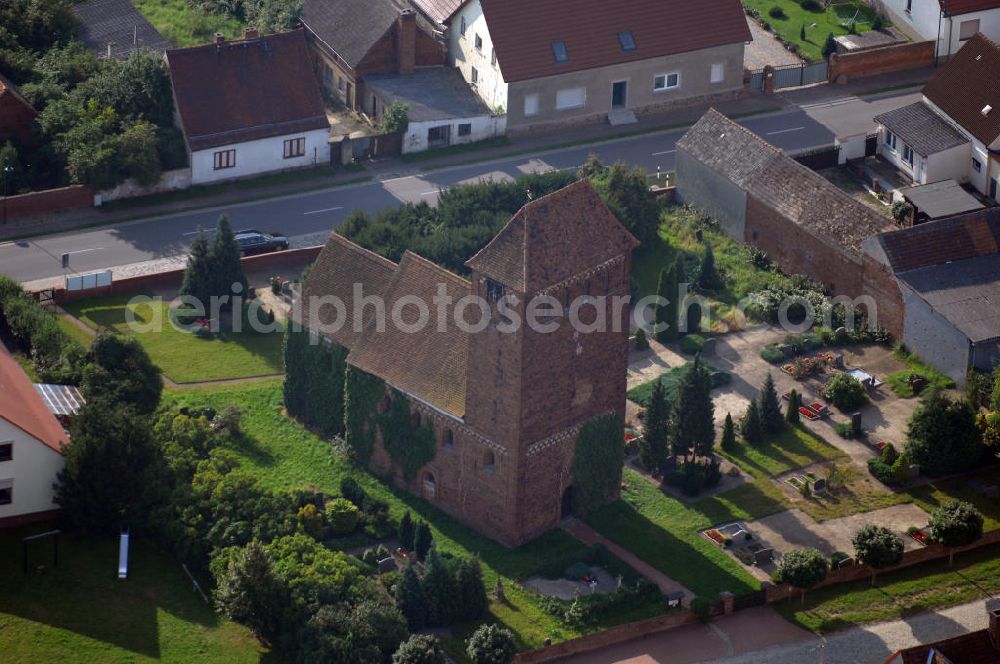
[744,17,804,70]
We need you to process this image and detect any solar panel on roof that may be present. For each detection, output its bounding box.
[34,384,86,417]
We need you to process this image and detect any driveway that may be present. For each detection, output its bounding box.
[745,17,804,70]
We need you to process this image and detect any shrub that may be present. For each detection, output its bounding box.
[822,32,837,58]
[905,391,984,476]
[761,345,785,364]
[801,0,822,10]
[666,459,721,496]
[879,443,899,466]
[930,500,984,565]
[466,624,517,664]
[690,596,712,622]
[834,422,854,439]
[891,200,912,223]
[769,6,787,19]
[680,334,706,355]
[378,101,410,134]
[634,327,650,350]
[824,372,868,411]
[326,497,360,535]
[393,634,445,664]
[778,548,828,602]
[867,458,896,484]
[297,503,324,540]
[746,245,772,271]
[873,13,885,30]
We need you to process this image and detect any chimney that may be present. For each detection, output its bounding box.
[214,33,225,44]
[989,598,1000,646]
[243,27,259,40]
[397,9,416,75]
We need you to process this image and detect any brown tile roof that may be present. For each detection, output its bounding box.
[876,207,1000,273]
[347,251,471,418]
[939,0,1000,15]
[0,345,68,455]
[409,0,462,24]
[896,628,1000,664]
[466,180,639,293]
[166,29,329,152]
[923,33,1000,146]
[301,232,398,350]
[473,0,751,83]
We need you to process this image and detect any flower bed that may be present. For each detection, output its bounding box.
[704,529,725,546]
[799,406,820,421]
[908,527,933,546]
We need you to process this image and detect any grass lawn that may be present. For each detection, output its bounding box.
[885,346,956,398]
[64,294,283,383]
[745,0,881,62]
[587,469,788,600]
[627,361,732,407]
[165,381,664,653]
[56,314,95,349]
[721,426,846,479]
[910,468,1000,533]
[133,0,245,47]
[776,540,1000,633]
[0,524,268,663]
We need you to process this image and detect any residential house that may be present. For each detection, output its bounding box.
[409,0,462,28]
[166,29,331,185]
[863,207,1000,383]
[300,181,638,546]
[874,0,1000,59]
[74,0,171,59]
[301,0,446,112]
[0,72,37,146]
[873,33,1000,199]
[883,598,1000,663]
[676,109,893,300]
[0,346,69,528]
[445,0,751,129]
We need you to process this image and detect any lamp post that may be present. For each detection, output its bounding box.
[1,161,12,225]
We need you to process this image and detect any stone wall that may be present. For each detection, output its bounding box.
[828,40,935,84]
[3,185,93,221]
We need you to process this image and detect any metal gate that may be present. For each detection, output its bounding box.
[749,69,765,92]
[772,61,828,89]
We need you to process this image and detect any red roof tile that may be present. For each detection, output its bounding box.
[939,0,1000,15]
[466,180,639,293]
[474,0,751,83]
[0,346,68,454]
[877,207,1000,273]
[923,33,1000,145]
[166,29,329,152]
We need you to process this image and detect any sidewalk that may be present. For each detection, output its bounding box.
[0,94,787,242]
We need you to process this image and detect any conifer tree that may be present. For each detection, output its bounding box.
[455,557,489,621]
[208,215,248,305]
[741,400,764,445]
[180,228,212,305]
[697,240,721,290]
[414,521,433,560]
[640,379,671,471]
[395,561,427,631]
[720,412,737,453]
[398,511,415,551]
[786,389,801,425]
[421,548,456,626]
[655,262,679,343]
[759,373,785,434]
[674,356,715,459]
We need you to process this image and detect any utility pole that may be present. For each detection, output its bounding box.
[2,161,13,225]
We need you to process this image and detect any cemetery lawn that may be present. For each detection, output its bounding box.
[720,426,846,479]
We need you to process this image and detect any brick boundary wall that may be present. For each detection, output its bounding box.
[828,40,935,84]
[3,185,93,221]
[50,246,322,304]
[514,609,699,664]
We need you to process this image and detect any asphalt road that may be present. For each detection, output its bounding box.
[0,106,847,284]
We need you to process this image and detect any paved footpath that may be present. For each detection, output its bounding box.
[566,598,995,664]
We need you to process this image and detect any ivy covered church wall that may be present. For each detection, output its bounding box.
[282,328,348,437]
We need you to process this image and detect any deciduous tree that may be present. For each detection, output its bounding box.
[852,524,904,585]
[777,548,827,603]
[466,624,517,664]
[930,500,984,566]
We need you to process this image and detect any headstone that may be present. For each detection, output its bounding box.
[811,477,827,494]
[701,338,717,356]
[851,412,862,436]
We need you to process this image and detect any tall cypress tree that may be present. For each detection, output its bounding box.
[180,228,212,305]
[414,521,433,560]
[655,262,679,343]
[398,511,415,551]
[720,412,737,453]
[697,240,721,290]
[640,379,671,471]
[742,400,764,445]
[786,389,801,425]
[395,561,427,631]
[674,356,715,459]
[759,373,785,434]
[209,215,248,305]
[421,549,456,626]
[455,557,488,621]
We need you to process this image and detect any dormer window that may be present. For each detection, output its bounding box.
[618,31,636,52]
[552,41,568,63]
[485,277,505,303]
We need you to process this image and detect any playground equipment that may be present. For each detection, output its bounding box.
[118,528,130,580]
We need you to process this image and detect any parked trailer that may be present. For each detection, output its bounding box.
[118,529,130,580]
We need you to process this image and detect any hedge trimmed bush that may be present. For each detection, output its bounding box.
[824,372,868,411]
[572,413,625,515]
[760,344,784,364]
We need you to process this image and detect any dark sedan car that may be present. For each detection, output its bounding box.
[234,230,289,255]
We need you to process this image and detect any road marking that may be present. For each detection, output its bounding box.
[651,149,676,156]
[0,241,14,248]
[302,206,344,215]
[65,247,104,255]
[420,190,440,196]
[766,126,805,136]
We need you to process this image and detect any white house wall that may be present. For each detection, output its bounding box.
[876,0,1000,56]
[449,0,508,113]
[402,115,506,154]
[942,9,1000,56]
[0,419,64,522]
[924,142,972,183]
[190,129,331,185]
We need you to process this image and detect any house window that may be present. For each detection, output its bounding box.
[460,16,467,36]
[523,93,540,117]
[902,144,914,166]
[490,48,496,67]
[338,76,345,91]
[323,65,333,83]
[442,429,454,451]
[654,72,680,91]
[960,19,980,41]
[884,130,897,150]
[411,411,422,428]
[551,41,568,63]
[973,157,983,172]
[423,472,436,499]
[474,34,483,52]
[213,149,236,170]
[711,63,725,83]
[618,31,636,52]
[0,486,10,505]
[458,123,472,137]
[0,443,11,462]
[471,66,479,87]
[283,137,305,159]
[555,87,586,110]
[483,450,496,472]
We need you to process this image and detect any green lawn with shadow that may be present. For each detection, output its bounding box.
[166,381,664,654]
[587,469,789,599]
[0,524,267,663]
[721,425,847,479]
[64,294,283,383]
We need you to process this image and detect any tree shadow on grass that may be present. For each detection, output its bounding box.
[223,430,277,467]
[0,525,221,660]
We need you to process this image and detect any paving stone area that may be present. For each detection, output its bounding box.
[744,17,805,70]
[522,566,618,601]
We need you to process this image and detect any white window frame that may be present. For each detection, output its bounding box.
[902,144,914,167]
[972,157,983,173]
[213,149,236,170]
[283,137,305,159]
[884,130,897,150]
[474,33,483,52]
[470,66,479,87]
[555,87,586,111]
[710,63,725,84]
[523,93,540,117]
[654,72,680,92]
